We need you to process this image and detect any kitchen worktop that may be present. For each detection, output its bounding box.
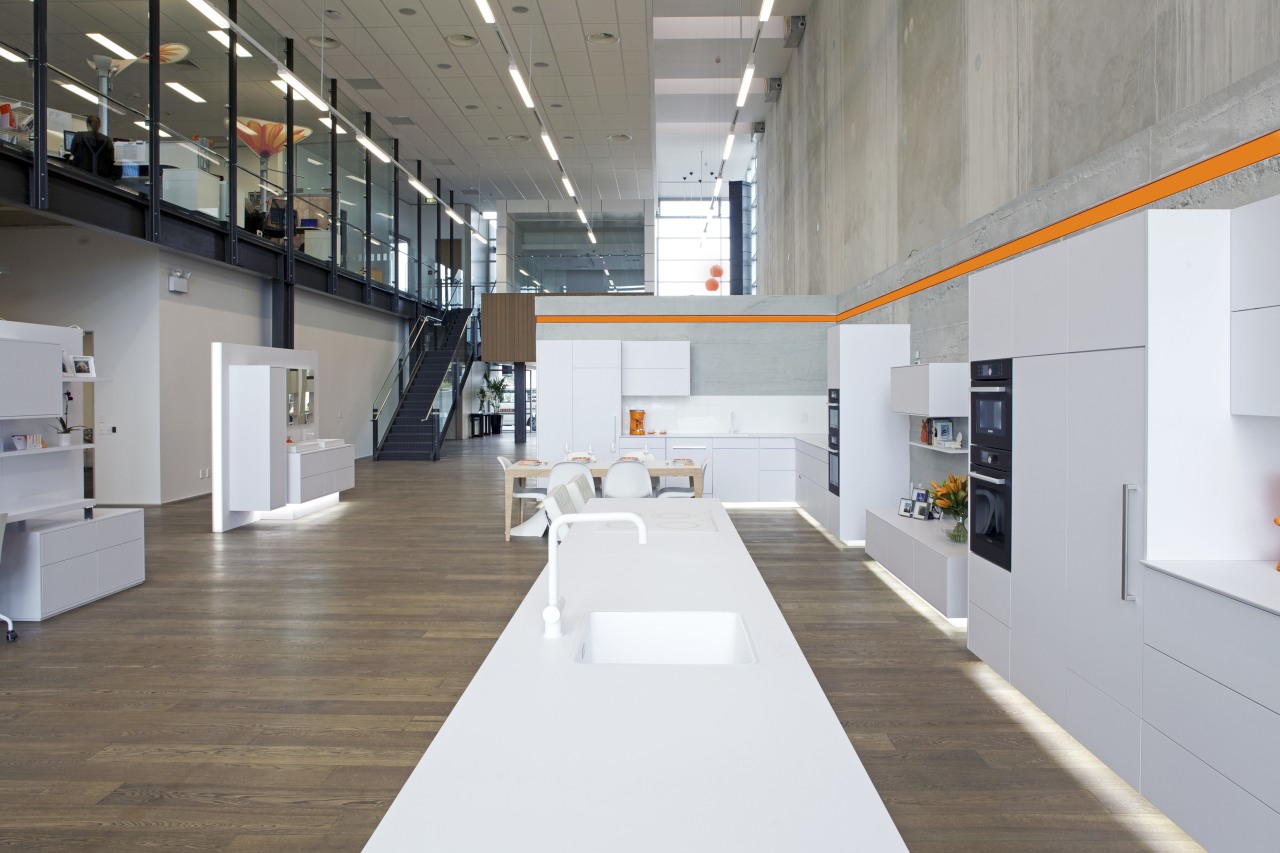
[619,431,809,439]
[364,498,906,852]
[1142,559,1280,617]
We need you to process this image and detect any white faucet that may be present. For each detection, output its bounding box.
[543,512,648,638]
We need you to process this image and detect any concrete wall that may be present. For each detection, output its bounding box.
[758,0,1280,354]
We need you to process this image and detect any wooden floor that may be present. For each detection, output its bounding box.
[0,434,1199,851]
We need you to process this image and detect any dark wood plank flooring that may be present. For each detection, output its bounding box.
[0,434,1199,851]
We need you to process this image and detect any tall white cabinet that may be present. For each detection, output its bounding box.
[536,340,623,458]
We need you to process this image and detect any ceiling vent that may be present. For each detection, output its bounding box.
[764,77,782,103]
[783,16,806,48]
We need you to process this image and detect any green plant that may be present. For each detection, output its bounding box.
[50,390,84,434]
[478,375,509,413]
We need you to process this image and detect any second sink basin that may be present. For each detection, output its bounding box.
[575,611,756,665]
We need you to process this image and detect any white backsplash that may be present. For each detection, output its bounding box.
[621,395,826,435]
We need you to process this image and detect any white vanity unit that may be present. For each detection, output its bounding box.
[364,498,908,852]
[285,441,354,504]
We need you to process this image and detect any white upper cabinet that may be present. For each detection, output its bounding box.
[621,341,690,396]
[1067,213,1148,352]
[969,261,1013,361]
[0,340,62,419]
[571,339,620,368]
[1011,240,1069,357]
[1231,306,1280,416]
[889,363,969,416]
[1231,193,1280,311]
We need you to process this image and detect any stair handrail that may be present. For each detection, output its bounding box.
[418,311,477,459]
[371,313,436,438]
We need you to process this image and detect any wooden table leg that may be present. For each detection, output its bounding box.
[693,472,703,498]
[503,474,514,541]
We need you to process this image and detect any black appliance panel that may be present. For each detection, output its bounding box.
[970,461,1010,570]
[971,359,1012,452]
[828,451,839,496]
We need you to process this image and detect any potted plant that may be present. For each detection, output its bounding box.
[478,376,509,435]
[930,472,969,543]
[49,389,85,447]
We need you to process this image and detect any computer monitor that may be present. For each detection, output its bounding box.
[62,130,75,153]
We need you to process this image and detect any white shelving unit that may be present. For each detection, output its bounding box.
[907,441,967,454]
[0,443,94,459]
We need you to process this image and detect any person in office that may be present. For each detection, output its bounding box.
[69,114,114,179]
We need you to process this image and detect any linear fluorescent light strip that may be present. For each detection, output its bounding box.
[187,0,229,29]
[408,178,434,200]
[576,207,587,224]
[603,268,610,275]
[518,268,529,276]
[207,29,251,57]
[165,81,206,103]
[59,82,101,105]
[318,116,347,134]
[474,0,496,24]
[0,44,25,63]
[722,133,735,160]
[508,62,535,109]
[133,120,171,138]
[357,135,391,163]
[86,33,135,61]
[713,176,723,195]
[445,208,465,225]
[271,79,305,100]
[587,230,597,244]
[561,175,574,197]
[345,174,366,184]
[306,157,324,166]
[540,131,558,161]
[278,69,330,113]
[735,64,755,108]
[471,230,488,244]
[758,0,775,22]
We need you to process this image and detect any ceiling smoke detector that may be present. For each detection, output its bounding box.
[398,7,417,15]
[436,62,452,69]
[307,35,340,48]
[511,4,530,12]
[533,61,550,68]
[586,32,619,46]
[607,133,632,143]
[446,33,480,47]
[506,134,530,142]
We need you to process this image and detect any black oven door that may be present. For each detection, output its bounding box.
[969,460,1010,570]
[971,385,1011,451]
[828,451,839,496]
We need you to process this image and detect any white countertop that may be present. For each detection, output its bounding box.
[364,498,906,852]
[868,506,969,559]
[1142,559,1280,617]
[618,431,807,440]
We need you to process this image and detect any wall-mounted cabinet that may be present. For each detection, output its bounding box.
[890,363,968,417]
[0,340,62,419]
[1231,194,1280,416]
[287,443,355,505]
[621,341,690,396]
[1232,306,1280,416]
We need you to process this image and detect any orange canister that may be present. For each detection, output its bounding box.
[629,409,646,435]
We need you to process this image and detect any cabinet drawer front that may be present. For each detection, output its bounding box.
[40,522,97,566]
[620,368,688,396]
[1144,646,1280,811]
[968,552,1010,626]
[333,465,355,492]
[41,553,98,617]
[299,474,328,503]
[795,452,825,485]
[1064,670,1141,788]
[913,542,966,618]
[758,449,794,471]
[96,510,143,550]
[759,437,794,449]
[757,470,794,502]
[967,603,1010,680]
[1145,568,1280,714]
[713,437,759,449]
[1142,724,1280,853]
[98,538,145,594]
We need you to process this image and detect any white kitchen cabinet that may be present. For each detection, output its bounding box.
[535,340,573,458]
[1009,354,1069,720]
[758,439,795,502]
[1011,240,1069,357]
[1067,212,1148,352]
[535,340,622,458]
[0,508,145,620]
[570,367,622,455]
[968,260,1013,362]
[967,603,1011,681]
[889,363,969,416]
[1231,305,1280,416]
[1230,192,1280,312]
[712,445,759,502]
[620,341,690,396]
[0,340,62,419]
[287,443,355,504]
[865,508,967,617]
[571,340,620,368]
[665,439,714,494]
[1062,346,1146,787]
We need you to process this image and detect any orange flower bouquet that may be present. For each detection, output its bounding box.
[931,473,969,543]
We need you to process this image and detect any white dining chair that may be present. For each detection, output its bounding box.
[602,460,653,498]
[540,484,579,541]
[656,458,710,499]
[549,461,594,494]
[566,474,596,509]
[497,456,547,522]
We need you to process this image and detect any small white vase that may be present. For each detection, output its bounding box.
[55,433,73,447]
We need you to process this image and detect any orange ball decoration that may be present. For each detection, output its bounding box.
[705,277,720,292]
[709,264,724,278]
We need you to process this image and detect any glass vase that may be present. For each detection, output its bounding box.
[945,515,967,543]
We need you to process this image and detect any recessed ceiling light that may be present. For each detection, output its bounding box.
[307,35,341,48]
[86,33,136,61]
[0,45,25,63]
[446,33,479,47]
[533,61,550,69]
[436,63,453,70]
[511,5,529,12]
[550,103,563,108]
[506,134,530,142]
[587,32,619,46]
[398,7,417,15]
[465,104,479,110]
[487,136,499,141]
[607,133,632,143]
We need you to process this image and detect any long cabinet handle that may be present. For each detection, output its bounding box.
[971,386,1008,393]
[671,445,707,450]
[969,471,1007,485]
[1121,483,1137,602]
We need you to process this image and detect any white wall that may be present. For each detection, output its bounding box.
[294,291,402,458]
[0,227,163,504]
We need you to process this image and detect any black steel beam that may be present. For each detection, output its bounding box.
[31,0,47,209]
[271,278,294,349]
[146,0,161,240]
[514,362,526,444]
[227,0,240,266]
[729,180,744,296]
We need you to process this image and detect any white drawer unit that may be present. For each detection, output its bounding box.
[865,508,967,617]
[287,443,356,505]
[0,508,145,620]
[664,439,713,494]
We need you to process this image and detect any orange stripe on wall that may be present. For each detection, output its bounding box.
[536,127,1280,326]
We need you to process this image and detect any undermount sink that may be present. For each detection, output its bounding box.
[575,611,757,665]
[286,438,345,453]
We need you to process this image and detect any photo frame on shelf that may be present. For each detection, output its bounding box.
[912,500,931,520]
[897,498,914,518]
[932,419,954,443]
[71,355,95,377]
[912,487,929,504]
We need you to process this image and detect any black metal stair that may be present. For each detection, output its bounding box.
[376,309,474,461]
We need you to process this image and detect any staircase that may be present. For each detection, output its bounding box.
[376,308,474,461]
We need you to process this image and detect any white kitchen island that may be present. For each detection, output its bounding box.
[364,498,906,852]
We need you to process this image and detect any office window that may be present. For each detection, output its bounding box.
[656,199,729,296]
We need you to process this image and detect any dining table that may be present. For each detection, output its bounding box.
[502,458,704,540]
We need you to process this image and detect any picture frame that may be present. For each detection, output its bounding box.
[912,500,931,520]
[912,488,928,504]
[71,355,95,378]
[897,498,914,518]
[932,419,954,443]
[928,498,943,519]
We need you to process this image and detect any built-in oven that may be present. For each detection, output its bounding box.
[970,445,1010,570]
[828,449,840,496]
[971,359,1012,452]
[827,388,839,450]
